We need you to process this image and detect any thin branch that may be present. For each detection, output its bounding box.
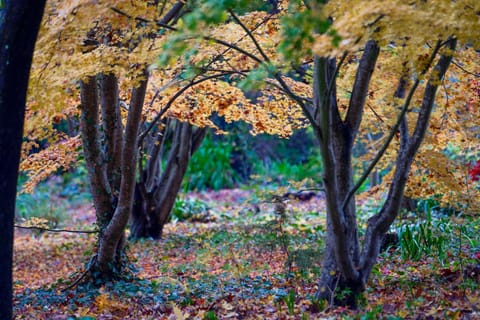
[228,9,271,63]
[365,14,385,28]
[116,0,271,68]
[158,0,167,16]
[409,38,457,151]
[14,225,98,234]
[111,2,185,26]
[110,7,150,24]
[138,72,236,144]
[199,66,312,105]
[196,12,276,74]
[366,102,387,126]
[154,20,264,64]
[273,73,323,141]
[200,67,252,74]
[175,14,274,101]
[264,78,311,103]
[138,86,162,181]
[451,59,480,77]
[148,89,161,110]
[342,96,406,212]
[342,40,444,211]
[439,76,450,128]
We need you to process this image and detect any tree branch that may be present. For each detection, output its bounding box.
[228,9,271,63]
[138,71,236,144]
[346,40,380,132]
[155,20,263,64]
[273,73,323,142]
[341,76,408,212]
[79,76,113,226]
[14,225,98,234]
[159,1,184,25]
[409,39,458,151]
[359,38,456,281]
[342,40,444,211]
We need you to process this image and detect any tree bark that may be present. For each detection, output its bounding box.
[0,1,46,318]
[79,77,114,228]
[315,41,380,306]
[359,39,456,282]
[130,121,207,239]
[95,74,148,275]
[313,38,455,307]
[99,73,123,193]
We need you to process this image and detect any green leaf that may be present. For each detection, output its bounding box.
[237,64,270,91]
[158,35,190,67]
[278,5,333,62]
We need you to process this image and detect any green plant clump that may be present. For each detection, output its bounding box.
[185,135,242,191]
[171,197,210,222]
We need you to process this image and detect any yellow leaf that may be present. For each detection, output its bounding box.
[172,304,186,320]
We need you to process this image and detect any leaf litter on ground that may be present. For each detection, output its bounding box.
[13,188,480,319]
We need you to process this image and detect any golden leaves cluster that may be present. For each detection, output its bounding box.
[27,0,169,147]
[23,2,309,191]
[145,77,306,137]
[20,136,82,193]
[314,0,480,57]
[352,45,480,212]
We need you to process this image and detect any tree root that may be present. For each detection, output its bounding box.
[61,254,97,292]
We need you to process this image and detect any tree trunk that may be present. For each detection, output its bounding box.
[314,53,371,306]
[96,75,148,276]
[79,76,115,229]
[310,39,455,308]
[79,72,148,278]
[0,1,46,318]
[130,120,207,239]
[76,1,186,279]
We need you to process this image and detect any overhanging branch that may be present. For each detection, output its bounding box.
[138,72,236,145]
[342,40,444,211]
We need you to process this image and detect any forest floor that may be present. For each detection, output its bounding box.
[13,188,480,319]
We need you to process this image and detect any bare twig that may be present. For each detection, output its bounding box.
[14,225,98,234]
[366,102,387,126]
[228,9,271,63]
[451,59,480,78]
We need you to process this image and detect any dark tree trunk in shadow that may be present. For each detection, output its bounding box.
[0,1,46,318]
[130,120,207,239]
